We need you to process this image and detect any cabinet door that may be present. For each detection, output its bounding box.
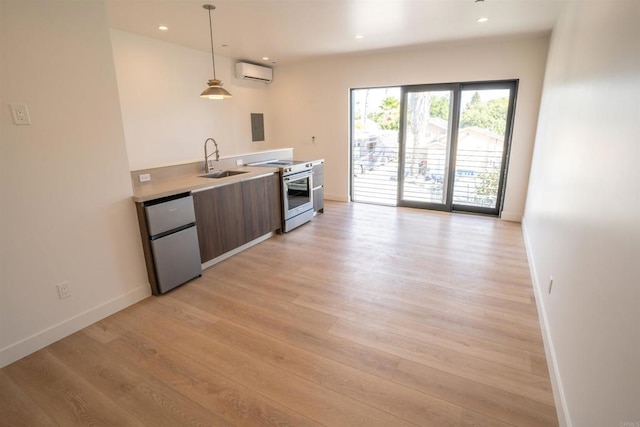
[193,182,246,262]
[312,162,324,187]
[313,186,324,213]
[312,162,324,213]
[242,173,282,242]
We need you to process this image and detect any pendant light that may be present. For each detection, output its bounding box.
[200,4,231,99]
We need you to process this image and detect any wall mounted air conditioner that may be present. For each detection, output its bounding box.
[235,62,273,83]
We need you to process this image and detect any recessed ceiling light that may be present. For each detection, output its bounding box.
[262,56,270,61]
[355,34,364,39]
[158,25,169,31]
[476,17,489,23]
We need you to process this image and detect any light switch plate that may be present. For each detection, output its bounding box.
[10,104,31,125]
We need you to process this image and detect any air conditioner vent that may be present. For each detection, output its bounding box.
[235,62,273,83]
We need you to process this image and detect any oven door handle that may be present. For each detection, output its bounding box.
[283,171,313,182]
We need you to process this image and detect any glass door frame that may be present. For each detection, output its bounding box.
[396,79,518,217]
[397,83,461,212]
[452,80,518,216]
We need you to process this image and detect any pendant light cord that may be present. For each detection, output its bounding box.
[207,7,217,80]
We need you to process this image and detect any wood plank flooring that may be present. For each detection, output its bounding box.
[0,201,558,426]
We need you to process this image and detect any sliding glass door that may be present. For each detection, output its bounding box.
[451,85,514,213]
[399,86,456,210]
[351,80,517,216]
[397,80,516,215]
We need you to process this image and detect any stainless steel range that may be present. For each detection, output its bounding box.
[250,160,314,232]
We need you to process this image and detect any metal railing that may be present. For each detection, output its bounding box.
[352,148,502,208]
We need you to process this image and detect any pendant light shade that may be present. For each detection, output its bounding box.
[200,4,231,99]
[201,79,232,99]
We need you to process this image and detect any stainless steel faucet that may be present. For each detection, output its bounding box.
[204,137,219,173]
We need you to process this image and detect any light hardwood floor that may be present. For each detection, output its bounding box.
[0,201,558,426]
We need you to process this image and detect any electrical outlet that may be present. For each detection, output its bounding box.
[10,104,32,125]
[139,173,151,182]
[236,159,244,166]
[548,276,554,294]
[57,281,72,299]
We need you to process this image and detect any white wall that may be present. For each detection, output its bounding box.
[265,35,549,216]
[110,30,272,171]
[0,1,149,367]
[523,2,640,426]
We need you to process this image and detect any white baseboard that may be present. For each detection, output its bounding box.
[501,210,523,222]
[0,285,150,368]
[521,217,571,427]
[324,193,349,202]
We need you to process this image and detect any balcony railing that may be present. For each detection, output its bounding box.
[352,148,502,208]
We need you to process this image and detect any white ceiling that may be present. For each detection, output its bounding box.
[105,0,566,66]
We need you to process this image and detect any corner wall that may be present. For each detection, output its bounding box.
[265,35,549,215]
[0,1,149,367]
[523,2,640,425]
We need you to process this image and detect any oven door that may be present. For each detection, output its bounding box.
[282,170,314,219]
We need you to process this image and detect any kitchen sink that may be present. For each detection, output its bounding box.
[199,170,248,179]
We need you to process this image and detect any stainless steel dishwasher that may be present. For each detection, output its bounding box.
[143,193,202,294]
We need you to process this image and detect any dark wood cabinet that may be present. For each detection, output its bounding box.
[312,161,324,214]
[192,182,245,262]
[242,173,281,241]
[193,173,281,264]
[264,173,282,232]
